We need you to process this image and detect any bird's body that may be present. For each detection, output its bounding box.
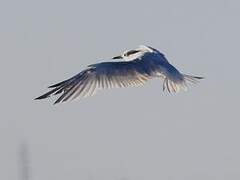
[35,45,203,104]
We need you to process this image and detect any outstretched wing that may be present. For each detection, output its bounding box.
[35,60,154,104]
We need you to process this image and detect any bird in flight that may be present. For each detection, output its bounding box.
[35,45,203,104]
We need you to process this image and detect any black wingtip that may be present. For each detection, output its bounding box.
[53,101,60,105]
[48,80,66,88]
[53,97,63,105]
[194,76,205,79]
[34,94,49,100]
[34,86,62,101]
[34,93,61,104]
[34,97,41,100]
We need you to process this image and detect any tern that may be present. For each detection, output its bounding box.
[35,45,203,104]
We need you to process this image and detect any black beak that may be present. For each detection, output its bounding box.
[112,55,122,59]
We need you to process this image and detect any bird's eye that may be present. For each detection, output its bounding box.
[125,50,139,56]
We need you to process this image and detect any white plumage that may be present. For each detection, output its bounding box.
[35,45,203,104]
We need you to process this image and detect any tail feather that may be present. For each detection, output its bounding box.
[163,74,203,93]
[183,74,204,84]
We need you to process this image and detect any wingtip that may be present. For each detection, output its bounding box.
[194,76,205,80]
[34,95,47,100]
[35,94,61,105]
[53,100,60,105]
[34,97,40,100]
[53,96,63,105]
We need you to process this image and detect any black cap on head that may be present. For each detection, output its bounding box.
[112,55,123,59]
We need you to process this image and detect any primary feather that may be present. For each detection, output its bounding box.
[35,45,203,104]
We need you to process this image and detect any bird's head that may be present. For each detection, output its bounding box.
[112,45,155,61]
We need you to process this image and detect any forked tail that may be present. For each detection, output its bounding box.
[163,74,204,93]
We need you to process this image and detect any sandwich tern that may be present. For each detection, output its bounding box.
[35,45,203,104]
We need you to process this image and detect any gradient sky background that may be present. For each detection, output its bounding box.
[1,0,240,180]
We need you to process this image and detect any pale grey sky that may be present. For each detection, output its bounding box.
[1,0,240,180]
